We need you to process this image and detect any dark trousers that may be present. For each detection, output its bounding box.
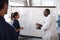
[17,32,19,40]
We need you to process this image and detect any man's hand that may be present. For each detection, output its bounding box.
[36,23,42,29]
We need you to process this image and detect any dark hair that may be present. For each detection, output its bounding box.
[45,9,50,14]
[0,0,8,10]
[13,12,19,18]
[11,13,14,20]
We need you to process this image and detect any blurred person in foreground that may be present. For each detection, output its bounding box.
[0,0,17,40]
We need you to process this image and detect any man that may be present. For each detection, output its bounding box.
[41,9,59,40]
[0,0,17,40]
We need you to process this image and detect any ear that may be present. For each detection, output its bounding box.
[4,3,8,9]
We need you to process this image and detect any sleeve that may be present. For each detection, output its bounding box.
[13,20,20,29]
[41,17,52,31]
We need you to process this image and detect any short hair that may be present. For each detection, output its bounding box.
[0,0,8,10]
[45,9,50,14]
[13,12,19,18]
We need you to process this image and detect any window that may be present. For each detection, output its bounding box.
[32,0,42,6]
[31,0,55,6]
[9,0,25,6]
[42,0,55,6]
[9,2,24,6]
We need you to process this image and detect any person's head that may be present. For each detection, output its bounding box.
[0,0,8,16]
[13,12,20,19]
[11,13,14,20]
[44,9,50,17]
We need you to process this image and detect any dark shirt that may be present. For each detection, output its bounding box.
[13,19,20,29]
[0,16,17,40]
[13,19,20,36]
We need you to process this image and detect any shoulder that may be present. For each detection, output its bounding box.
[0,21,14,32]
[14,19,18,22]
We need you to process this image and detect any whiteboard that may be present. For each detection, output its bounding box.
[20,29,42,37]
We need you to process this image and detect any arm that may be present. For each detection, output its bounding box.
[41,17,51,31]
[13,20,20,32]
[15,27,24,32]
[36,23,42,29]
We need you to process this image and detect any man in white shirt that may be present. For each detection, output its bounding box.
[41,9,59,40]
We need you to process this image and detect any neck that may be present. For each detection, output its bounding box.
[0,10,4,17]
[14,18,17,20]
[0,13,4,17]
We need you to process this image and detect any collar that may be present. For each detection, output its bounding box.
[0,16,5,21]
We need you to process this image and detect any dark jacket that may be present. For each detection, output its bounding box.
[13,19,20,36]
[0,16,17,40]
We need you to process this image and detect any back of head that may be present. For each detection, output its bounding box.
[13,12,19,18]
[0,0,8,10]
